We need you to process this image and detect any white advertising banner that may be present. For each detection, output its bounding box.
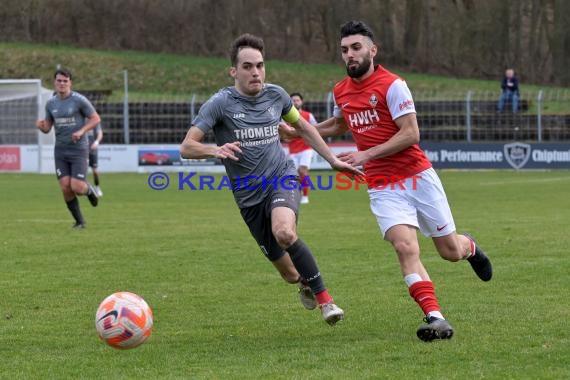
[14,144,230,173]
[4,143,358,173]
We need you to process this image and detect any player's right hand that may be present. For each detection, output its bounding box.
[278,122,298,139]
[36,120,46,131]
[215,141,242,161]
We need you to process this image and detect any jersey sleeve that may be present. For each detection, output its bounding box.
[386,79,416,120]
[308,112,318,125]
[192,90,225,133]
[77,94,96,118]
[332,95,343,119]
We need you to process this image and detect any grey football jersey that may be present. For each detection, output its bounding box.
[193,84,297,208]
[45,92,96,151]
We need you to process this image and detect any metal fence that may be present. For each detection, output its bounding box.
[89,89,569,145]
[2,88,569,145]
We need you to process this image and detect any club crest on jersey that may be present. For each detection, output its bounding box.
[267,106,277,118]
[369,94,378,107]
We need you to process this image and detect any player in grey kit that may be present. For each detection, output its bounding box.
[180,34,362,325]
[36,68,100,228]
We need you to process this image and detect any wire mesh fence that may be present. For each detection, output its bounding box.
[2,83,569,145]
[90,89,569,145]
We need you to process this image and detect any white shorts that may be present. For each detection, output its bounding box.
[368,167,456,238]
[289,149,314,170]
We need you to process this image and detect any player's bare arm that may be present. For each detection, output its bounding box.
[290,116,363,176]
[338,113,419,167]
[180,126,242,161]
[91,127,103,150]
[280,117,347,140]
[277,121,294,140]
[72,111,102,143]
[315,116,349,138]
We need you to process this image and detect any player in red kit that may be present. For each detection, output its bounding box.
[314,21,493,341]
[284,92,318,204]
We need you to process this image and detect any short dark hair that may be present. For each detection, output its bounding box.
[229,34,265,67]
[340,20,375,42]
[289,92,303,100]
[54,68,72,80]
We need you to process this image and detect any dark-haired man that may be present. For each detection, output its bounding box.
[37,68,100,228]
[181,33,363,326]
[313,21,493,340]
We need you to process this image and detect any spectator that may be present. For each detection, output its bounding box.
[497,68,520,113]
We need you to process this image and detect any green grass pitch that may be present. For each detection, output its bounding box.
[1,170,569,379]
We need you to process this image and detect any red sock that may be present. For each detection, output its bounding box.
[315,290,332,305]
[408,281,441,315]
[300,175,309,197]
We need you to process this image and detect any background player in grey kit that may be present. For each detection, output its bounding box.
[36,68,101,228]
[180,33,362,325]
[87,122,103,196]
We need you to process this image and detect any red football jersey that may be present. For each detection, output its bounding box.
[288,109,317,154]
[333,65,431,181]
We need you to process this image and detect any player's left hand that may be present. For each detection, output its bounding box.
[337,151,370,167]
[330,157,364,176]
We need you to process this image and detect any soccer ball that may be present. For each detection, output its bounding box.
[95,291,153,349]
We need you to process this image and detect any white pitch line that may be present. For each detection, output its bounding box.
[13,219,70,223]
[481,176,570,186]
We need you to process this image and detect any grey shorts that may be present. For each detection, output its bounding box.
[89,149,98,168]
[240,177,301,261]
[54,149,89,180]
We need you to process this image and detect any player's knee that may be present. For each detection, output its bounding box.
[70,182,85,195]
[392,240,415,257]
[59,182,73,194]
[273,227,297,248]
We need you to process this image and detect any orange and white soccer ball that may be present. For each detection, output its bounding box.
[95,291,153,349]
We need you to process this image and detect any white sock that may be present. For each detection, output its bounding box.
[404,273,423,287]
[427,311,445,320]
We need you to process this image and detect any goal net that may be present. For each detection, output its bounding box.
[0,79,54,172]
